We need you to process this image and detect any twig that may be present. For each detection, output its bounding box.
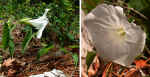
[108,1,149,20]
[125,7,148,20]
[122,2,149,20]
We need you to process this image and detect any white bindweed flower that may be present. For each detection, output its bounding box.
[21,9,50,39]
[84,4,146,66]
[29,69,66,77]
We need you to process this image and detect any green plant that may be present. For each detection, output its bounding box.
[2,19,16,58]
[37,44,54,60]
[21,26,34,53]
[72,53,78,67]
[60,46,79,67]
[0,52,2,64]
[0,0,79,62]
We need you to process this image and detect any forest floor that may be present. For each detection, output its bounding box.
[0,24,79,77]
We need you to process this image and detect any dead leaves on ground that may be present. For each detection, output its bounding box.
[0,53,78,76]
[2,58,15,67]
[86,57,150,77]
[134,58,150,69]
[1,58,26,76]
[88,56,100,77]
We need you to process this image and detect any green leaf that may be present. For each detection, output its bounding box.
[21,27,33,53]
[2,20,16,57]
[2,22,9,50]
[0,45,3,48]
[128,0,150,11]
[67,33,74,41]
[0,55,2,64]
[59,48,69,54]
[8,22,16,58]
[9,24,16,32]
[128,16,134,23]
[72,53,78,67]
[86,52,96,69]
[82,0,104,13]
[8,39,15,58]
[128,0,150,19]
[37,44,54,60]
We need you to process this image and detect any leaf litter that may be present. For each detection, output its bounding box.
[0,23,79,77]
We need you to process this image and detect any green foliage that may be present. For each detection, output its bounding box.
[8,21,16,58]
[82,0,103,13]
[128,0,150,11]
[0,0,79,62]
[21,26,33,53]
[0,52,2,64]
[0,56,2,64]
[8,39,15,57]
[0,45,3,48]
[60,48,69,54]
[127,0,150,19]
[59,46,79,66]
[37,44,54,60]
[86,52,96,69]
[0,0,79,46]
[45,0,79,46]
[2,20,16,58]
[72,53,78,67]
[2,22,9,50]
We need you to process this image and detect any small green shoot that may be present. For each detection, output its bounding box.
[37,44,54,60]
[72,53,78,67]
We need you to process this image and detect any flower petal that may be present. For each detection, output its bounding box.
[36,21,48,39]
[27,9,50,39]
[84,4,146,66]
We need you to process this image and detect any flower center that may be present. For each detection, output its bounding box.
[116,27,126,37]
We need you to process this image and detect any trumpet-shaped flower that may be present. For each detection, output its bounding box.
[21,9,50,39]
[84,4,146,66]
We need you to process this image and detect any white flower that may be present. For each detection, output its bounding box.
[84,4,146,66]
[29,69,66,77]
[21,9,50,39]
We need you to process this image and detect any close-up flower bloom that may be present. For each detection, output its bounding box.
[84,4,146,66]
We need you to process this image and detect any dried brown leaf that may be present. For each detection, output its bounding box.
[102,62,112,77]
[88,56,100,77]
[2,58,15,67]
[7,69,16,77]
